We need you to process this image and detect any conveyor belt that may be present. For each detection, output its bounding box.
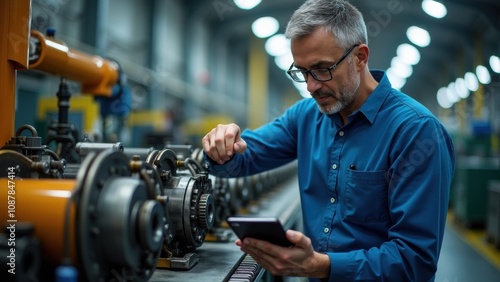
[150,174,301,282]
[224,254,263,282]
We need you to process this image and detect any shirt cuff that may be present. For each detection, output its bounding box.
[203,153,240,177]
[203,152,235,166]
[327,252,355,282]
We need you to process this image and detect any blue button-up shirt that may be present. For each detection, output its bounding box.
[207,70,455,281]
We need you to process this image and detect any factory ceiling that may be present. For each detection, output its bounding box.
[189,0,500,113]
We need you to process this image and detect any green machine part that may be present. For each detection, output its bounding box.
[454,155,500,228]
[486,180,500,248]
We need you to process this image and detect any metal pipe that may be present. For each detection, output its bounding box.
[29,30,119,96]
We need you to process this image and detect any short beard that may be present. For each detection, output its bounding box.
[315,62,360,115]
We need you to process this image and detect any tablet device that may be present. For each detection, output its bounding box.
[226,216,294,247]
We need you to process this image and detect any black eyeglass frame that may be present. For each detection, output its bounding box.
[287,44,360,83]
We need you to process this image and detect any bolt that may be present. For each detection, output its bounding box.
[156,195,168,204]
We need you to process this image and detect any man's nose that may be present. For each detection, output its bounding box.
[306,77,323,93]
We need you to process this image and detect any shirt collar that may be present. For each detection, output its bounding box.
[355,70,392,124]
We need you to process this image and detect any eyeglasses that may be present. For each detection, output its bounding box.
[287,44,359,83]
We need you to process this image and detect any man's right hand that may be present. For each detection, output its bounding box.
[201,123,247,164]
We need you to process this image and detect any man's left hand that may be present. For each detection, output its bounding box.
[236,230,330,278]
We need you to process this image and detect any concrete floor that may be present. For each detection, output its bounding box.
[436,220,500,282]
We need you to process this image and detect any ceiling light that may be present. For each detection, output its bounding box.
[422,0,447,19]
[464,72,479,92]
[391,56,413,78]
[396,43,421,65]
[476,65,491,84]
[446,82,459,104]
[234,0,261,10]
[252,17,279,38]
[386,67,406,89]
[437,87,453,109]
[455,78,469,99]
[406,26,431,47]
[490,55,500,73]
[275,51,293,71]
[265,34,290,57]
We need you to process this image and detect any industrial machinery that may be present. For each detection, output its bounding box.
[170,145,229,227]
[0,127,166,281]
[72,143,217,267]
[127,145,216,269]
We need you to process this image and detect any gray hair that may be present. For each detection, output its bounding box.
[285,0,368,51]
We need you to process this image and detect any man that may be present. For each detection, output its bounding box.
[202,0,455,281]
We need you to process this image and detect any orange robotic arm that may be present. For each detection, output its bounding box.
[29,29,119,96]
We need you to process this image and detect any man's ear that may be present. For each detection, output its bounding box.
[354,44,370,70]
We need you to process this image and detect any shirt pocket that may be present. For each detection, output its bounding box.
[343,170,388,223]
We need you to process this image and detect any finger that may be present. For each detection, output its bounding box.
[202,128,222,163]
[201,133,213,157]
[235,239,243,247]
[242,243,296,277]
[218,125,239,162]
[286,230,300,245]
[211,127,228,163]
[228,124,246,154]
[224,124,240,156]
[242,238,285,260]
[233,138,247,154]
[286,230,312,249]
[240,244,276,271]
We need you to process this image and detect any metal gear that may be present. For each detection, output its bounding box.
[198,193,215,230]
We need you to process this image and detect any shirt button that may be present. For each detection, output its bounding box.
[332,164,337,170]
[339,131,344,136]
[330,198,336,203]
[324,228,329,233]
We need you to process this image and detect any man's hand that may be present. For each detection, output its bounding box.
[236,230,330,278]
[201,123,247,164]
